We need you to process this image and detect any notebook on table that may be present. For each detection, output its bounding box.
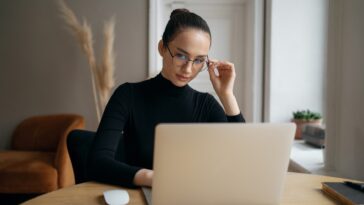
[322,182,364,205]
[144,123,296,205]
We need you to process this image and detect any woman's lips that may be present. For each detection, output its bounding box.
[176,74,190,82]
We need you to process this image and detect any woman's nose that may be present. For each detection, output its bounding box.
[181,61,193,73]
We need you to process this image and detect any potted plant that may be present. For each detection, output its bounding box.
[292,110,322,139]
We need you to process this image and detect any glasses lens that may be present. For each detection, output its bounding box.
[171,50,208,72]
[173,56,188,67]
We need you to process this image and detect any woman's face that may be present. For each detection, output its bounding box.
[159,28,211,87]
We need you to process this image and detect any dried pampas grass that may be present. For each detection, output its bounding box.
[58,0,116,122]
[98,17,116,110]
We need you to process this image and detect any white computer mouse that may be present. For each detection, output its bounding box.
[103,189,130,205]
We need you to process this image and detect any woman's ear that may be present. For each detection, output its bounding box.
[158,40,165,57]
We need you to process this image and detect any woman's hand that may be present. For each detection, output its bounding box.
[207,60,235,97]
[133,169,153,187]
[207,60,240,116]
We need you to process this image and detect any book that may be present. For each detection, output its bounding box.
[322,182,364,205]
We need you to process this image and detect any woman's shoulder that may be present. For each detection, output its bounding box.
[188,87,218,102]
[113,78,153,94]
[188,86,211,97]
[114,82,132,93]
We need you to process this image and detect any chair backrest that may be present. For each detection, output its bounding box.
[67,129,95,184]
[11,114,85,151]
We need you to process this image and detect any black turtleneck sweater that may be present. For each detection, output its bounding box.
[88,73,245,188]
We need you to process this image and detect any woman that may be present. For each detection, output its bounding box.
[88,8,245,188]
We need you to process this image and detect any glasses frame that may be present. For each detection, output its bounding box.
[166,44,209,72]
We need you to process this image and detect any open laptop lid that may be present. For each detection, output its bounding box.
[152,123,295,205]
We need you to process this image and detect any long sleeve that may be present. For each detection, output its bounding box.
[87,83,141,188]
[205,94,245,122]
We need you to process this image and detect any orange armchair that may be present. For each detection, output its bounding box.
[0,114,85,193]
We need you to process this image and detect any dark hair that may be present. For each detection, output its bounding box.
[162,8,211,47]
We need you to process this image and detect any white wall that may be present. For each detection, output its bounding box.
[325,0,364,181]
[265,0,328,122]
[0,0,148,150]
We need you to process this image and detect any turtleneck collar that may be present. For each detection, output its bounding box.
[151,73,190,97]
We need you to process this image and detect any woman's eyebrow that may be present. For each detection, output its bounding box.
[176,47,208,58]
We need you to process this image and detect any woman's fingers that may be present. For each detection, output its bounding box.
[208,59,220,78]
[208,60,234,70]
[208,60,235,79]
[217,61,234,72]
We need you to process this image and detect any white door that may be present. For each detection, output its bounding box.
[149,0,264,122]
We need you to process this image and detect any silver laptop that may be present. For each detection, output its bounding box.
[145,123,295,205]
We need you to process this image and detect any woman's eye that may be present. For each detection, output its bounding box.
[176,53,188,60]
[194,58,205,64]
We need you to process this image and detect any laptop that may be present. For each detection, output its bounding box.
[144,123,295,205]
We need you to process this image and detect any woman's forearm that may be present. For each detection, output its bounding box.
[218,93,240,116]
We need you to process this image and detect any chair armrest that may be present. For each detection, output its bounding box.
[54,117,85,188]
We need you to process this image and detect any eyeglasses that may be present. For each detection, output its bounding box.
[166,45,209,72]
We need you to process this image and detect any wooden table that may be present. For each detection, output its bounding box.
[22,172,357,205]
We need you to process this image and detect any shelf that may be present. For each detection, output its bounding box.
[290,140,339,177]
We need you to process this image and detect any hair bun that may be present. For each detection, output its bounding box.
[170,8,190,19]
